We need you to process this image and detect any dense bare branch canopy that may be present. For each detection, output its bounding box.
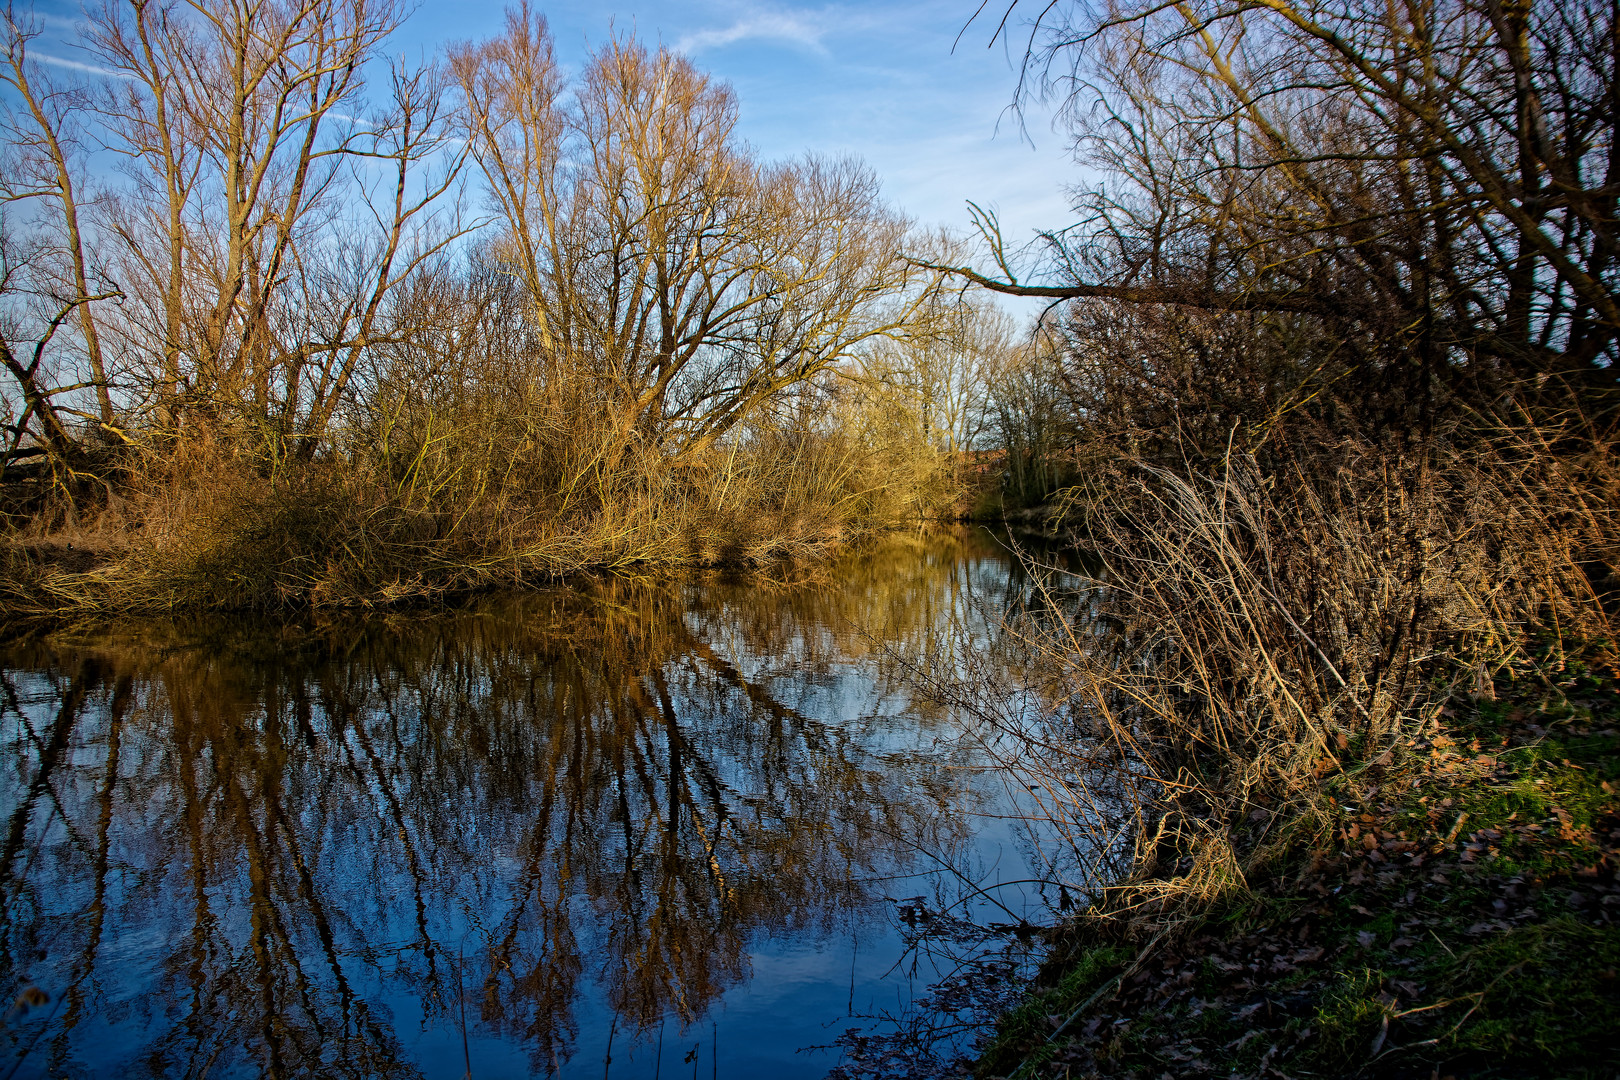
[946,0,1620,389]
[0,0,476,474]
[0,0,976,610]
[453,11,932,454]
[0,1,936,477]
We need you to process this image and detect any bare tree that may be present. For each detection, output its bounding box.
[1,4,122,468]
[934,0,1620,405]
[860,290,1011,456]
[454,11,939,458]
[0,215,119,479]
[91,0,403,439]
[1,0,473,462]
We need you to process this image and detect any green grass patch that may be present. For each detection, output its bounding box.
[1294,919,1620,1075]
[974,943,1129,1077]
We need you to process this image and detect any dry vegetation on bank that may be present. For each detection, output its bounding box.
[0,1,1033,619]
[961,423,1619,1078]
[917,0,1620,1074]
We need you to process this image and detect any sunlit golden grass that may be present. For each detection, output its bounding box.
[1,393,965,618]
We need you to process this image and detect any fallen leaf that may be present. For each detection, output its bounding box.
[1370,1015,1390,1056]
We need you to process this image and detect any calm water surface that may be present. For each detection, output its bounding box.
[0,530,1062,1079]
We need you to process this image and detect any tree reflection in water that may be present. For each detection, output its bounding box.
[0,531,1045,1079]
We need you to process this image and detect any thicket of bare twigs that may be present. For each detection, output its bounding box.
[920,0,1620,1070]
[926,311,1620,1073]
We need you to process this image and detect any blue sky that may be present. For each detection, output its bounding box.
[27,1,1082,312]
[394,1,1079,244]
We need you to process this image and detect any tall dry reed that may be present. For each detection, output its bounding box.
[957,420,1616,919]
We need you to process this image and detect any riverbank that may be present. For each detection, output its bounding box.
[0,435,967,623]
[975,653,1620,1079]
[0,505,855,622]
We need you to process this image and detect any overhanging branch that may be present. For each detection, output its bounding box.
[904,256,1329,315]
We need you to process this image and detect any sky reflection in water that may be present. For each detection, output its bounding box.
[0,529,1061,1079]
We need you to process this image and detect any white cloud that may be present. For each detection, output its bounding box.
[674,12,830,56]
[29,52,129,79]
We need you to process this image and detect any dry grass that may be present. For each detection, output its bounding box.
[958,417,1618,923]
[0,395,964,618]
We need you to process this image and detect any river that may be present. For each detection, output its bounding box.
[0,529,1072,1079]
